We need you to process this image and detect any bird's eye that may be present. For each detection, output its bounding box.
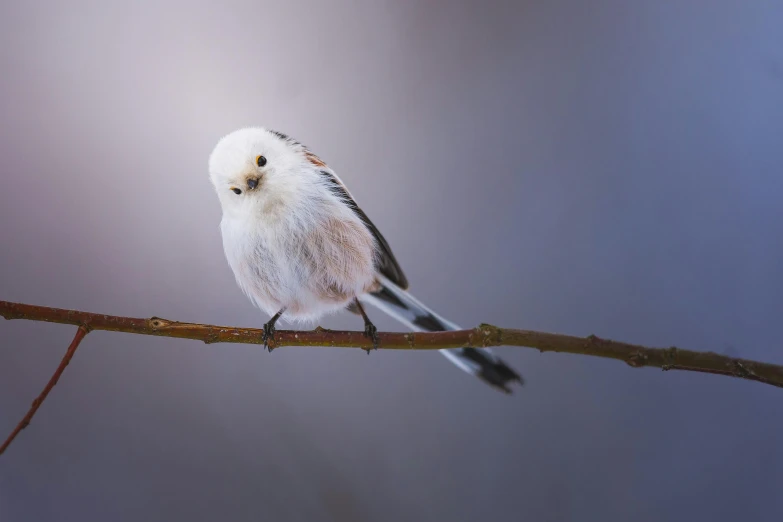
[232,187,242,195]
[247,178,258,190]
[256,155,267,167]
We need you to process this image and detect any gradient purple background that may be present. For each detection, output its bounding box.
[1,1,782,521]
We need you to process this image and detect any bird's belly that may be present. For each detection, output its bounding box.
[222,218,375,321]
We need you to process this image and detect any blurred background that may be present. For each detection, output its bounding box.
[1,0,782,520]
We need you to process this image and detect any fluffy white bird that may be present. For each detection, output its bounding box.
[208,127,523,393]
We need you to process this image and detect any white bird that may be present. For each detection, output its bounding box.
[208,127,523,393]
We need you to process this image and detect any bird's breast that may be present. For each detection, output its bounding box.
[219,207,377,318]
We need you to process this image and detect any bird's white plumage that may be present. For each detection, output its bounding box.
[209,127,378,322]
[208,126,523,392]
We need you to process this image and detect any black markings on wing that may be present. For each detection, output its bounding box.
[269,129,302,147]
[318,170,409,289]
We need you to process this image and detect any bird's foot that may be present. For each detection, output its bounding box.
[363,323,379,354]
[262,322,277,352]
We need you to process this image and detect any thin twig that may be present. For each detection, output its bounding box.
[1,300,782,389]
[0,324,89,455]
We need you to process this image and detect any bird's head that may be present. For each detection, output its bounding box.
[208,127,313,218]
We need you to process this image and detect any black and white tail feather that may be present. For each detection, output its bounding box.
[360,275,524,394]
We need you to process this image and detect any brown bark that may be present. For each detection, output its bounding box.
[0,325,89,455]
[2,299,781,388]
[3,298,781,457]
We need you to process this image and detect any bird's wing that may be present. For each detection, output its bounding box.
[317,169,409,290]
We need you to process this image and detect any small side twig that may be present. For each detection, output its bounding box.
[0,325,89,456]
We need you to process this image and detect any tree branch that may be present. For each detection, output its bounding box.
[0,324,89,455]
[2,299,782,389]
